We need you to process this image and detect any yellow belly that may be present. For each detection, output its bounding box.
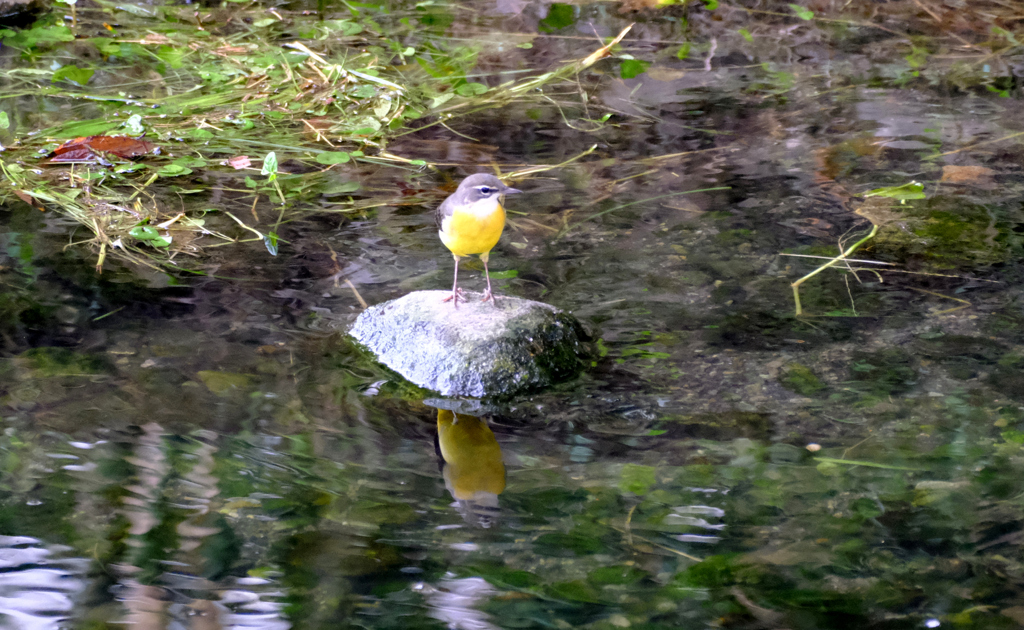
[439,205,505,257]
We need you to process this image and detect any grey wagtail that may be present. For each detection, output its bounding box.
[436,173,521,307]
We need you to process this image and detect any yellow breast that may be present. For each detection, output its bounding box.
[439,198,506,257]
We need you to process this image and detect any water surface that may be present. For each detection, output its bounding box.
[3,1,1024,629]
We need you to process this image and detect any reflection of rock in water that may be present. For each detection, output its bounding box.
[0,535,88,630]
[436,410,506,528]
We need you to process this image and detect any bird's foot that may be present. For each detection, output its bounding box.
[481,290,499,304]
[442,288,467,307]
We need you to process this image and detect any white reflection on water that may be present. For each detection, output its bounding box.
[0,536,88,630]
[416,576,500,630]
[670,500,727,544]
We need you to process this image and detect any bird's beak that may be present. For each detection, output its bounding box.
[503,187,522,195]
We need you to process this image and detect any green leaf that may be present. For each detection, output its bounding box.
[123,114,144,135]
[373,98,392,118]
[50,119,119,138]
[173,156,207,169]
[620,59,650,79]
[156,45,185,70]
[455,82,488,96]
[352,84,376,99]
[788,4,814,20]
[487,269,517,280]
[114,3,157,16]
[157,164,192,177]
[430,93,455,109]
[51,65,95,86]
[129,226,171,247]
[129,226,160,240]
[516,42,533,49]
[261,152,278,177]
[539,3,575,33]
[863,181,925,201]
[0,111,8,130]
[264,232,279,256]
[315,151,351,165]
[702,0,718,9]
[322,181,360,195]
[738,28,753,42]
[676,43,691,59]
[0,25,74,49]
[321,19,361,36]
[1002,430,1024,445]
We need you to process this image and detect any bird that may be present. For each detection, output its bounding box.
[435,173,521,307]
[436,408,506,527]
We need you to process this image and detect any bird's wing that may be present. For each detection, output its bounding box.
[435,194,456,231]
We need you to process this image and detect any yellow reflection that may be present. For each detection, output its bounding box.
[436,409,506,527]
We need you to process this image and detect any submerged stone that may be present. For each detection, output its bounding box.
[0,0,44,27]
[349,290,592,398]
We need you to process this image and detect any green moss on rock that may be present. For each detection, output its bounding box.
[779,362,827,396]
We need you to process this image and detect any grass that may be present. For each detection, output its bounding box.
[0,1,632,271]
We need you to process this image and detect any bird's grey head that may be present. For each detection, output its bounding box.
[457,173,522,203]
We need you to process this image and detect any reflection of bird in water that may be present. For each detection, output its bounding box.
[436,409,506,527]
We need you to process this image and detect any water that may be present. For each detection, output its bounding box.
[4,1,1024,628]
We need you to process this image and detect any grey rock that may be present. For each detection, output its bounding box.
[349,290,592,398]
[0,0,44,27]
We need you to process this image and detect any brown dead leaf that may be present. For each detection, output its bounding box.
[618,0,660,11]
[49,135,160,163]
[214,45,253,56]
[13,190,43,210]
[854,197,903,227]
[940,165,995,186]
[141,33,171,45]
[778,218,834,239]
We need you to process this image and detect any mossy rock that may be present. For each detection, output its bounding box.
[848,348,918,396]
[872,197,1018,269]
[779,362,827,396]
[912,334,1005,380]
[349,291,593,399]
[17,347,113,377]
[988,354,1024,401]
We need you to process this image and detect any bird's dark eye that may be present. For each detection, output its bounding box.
[477,186,495,194]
